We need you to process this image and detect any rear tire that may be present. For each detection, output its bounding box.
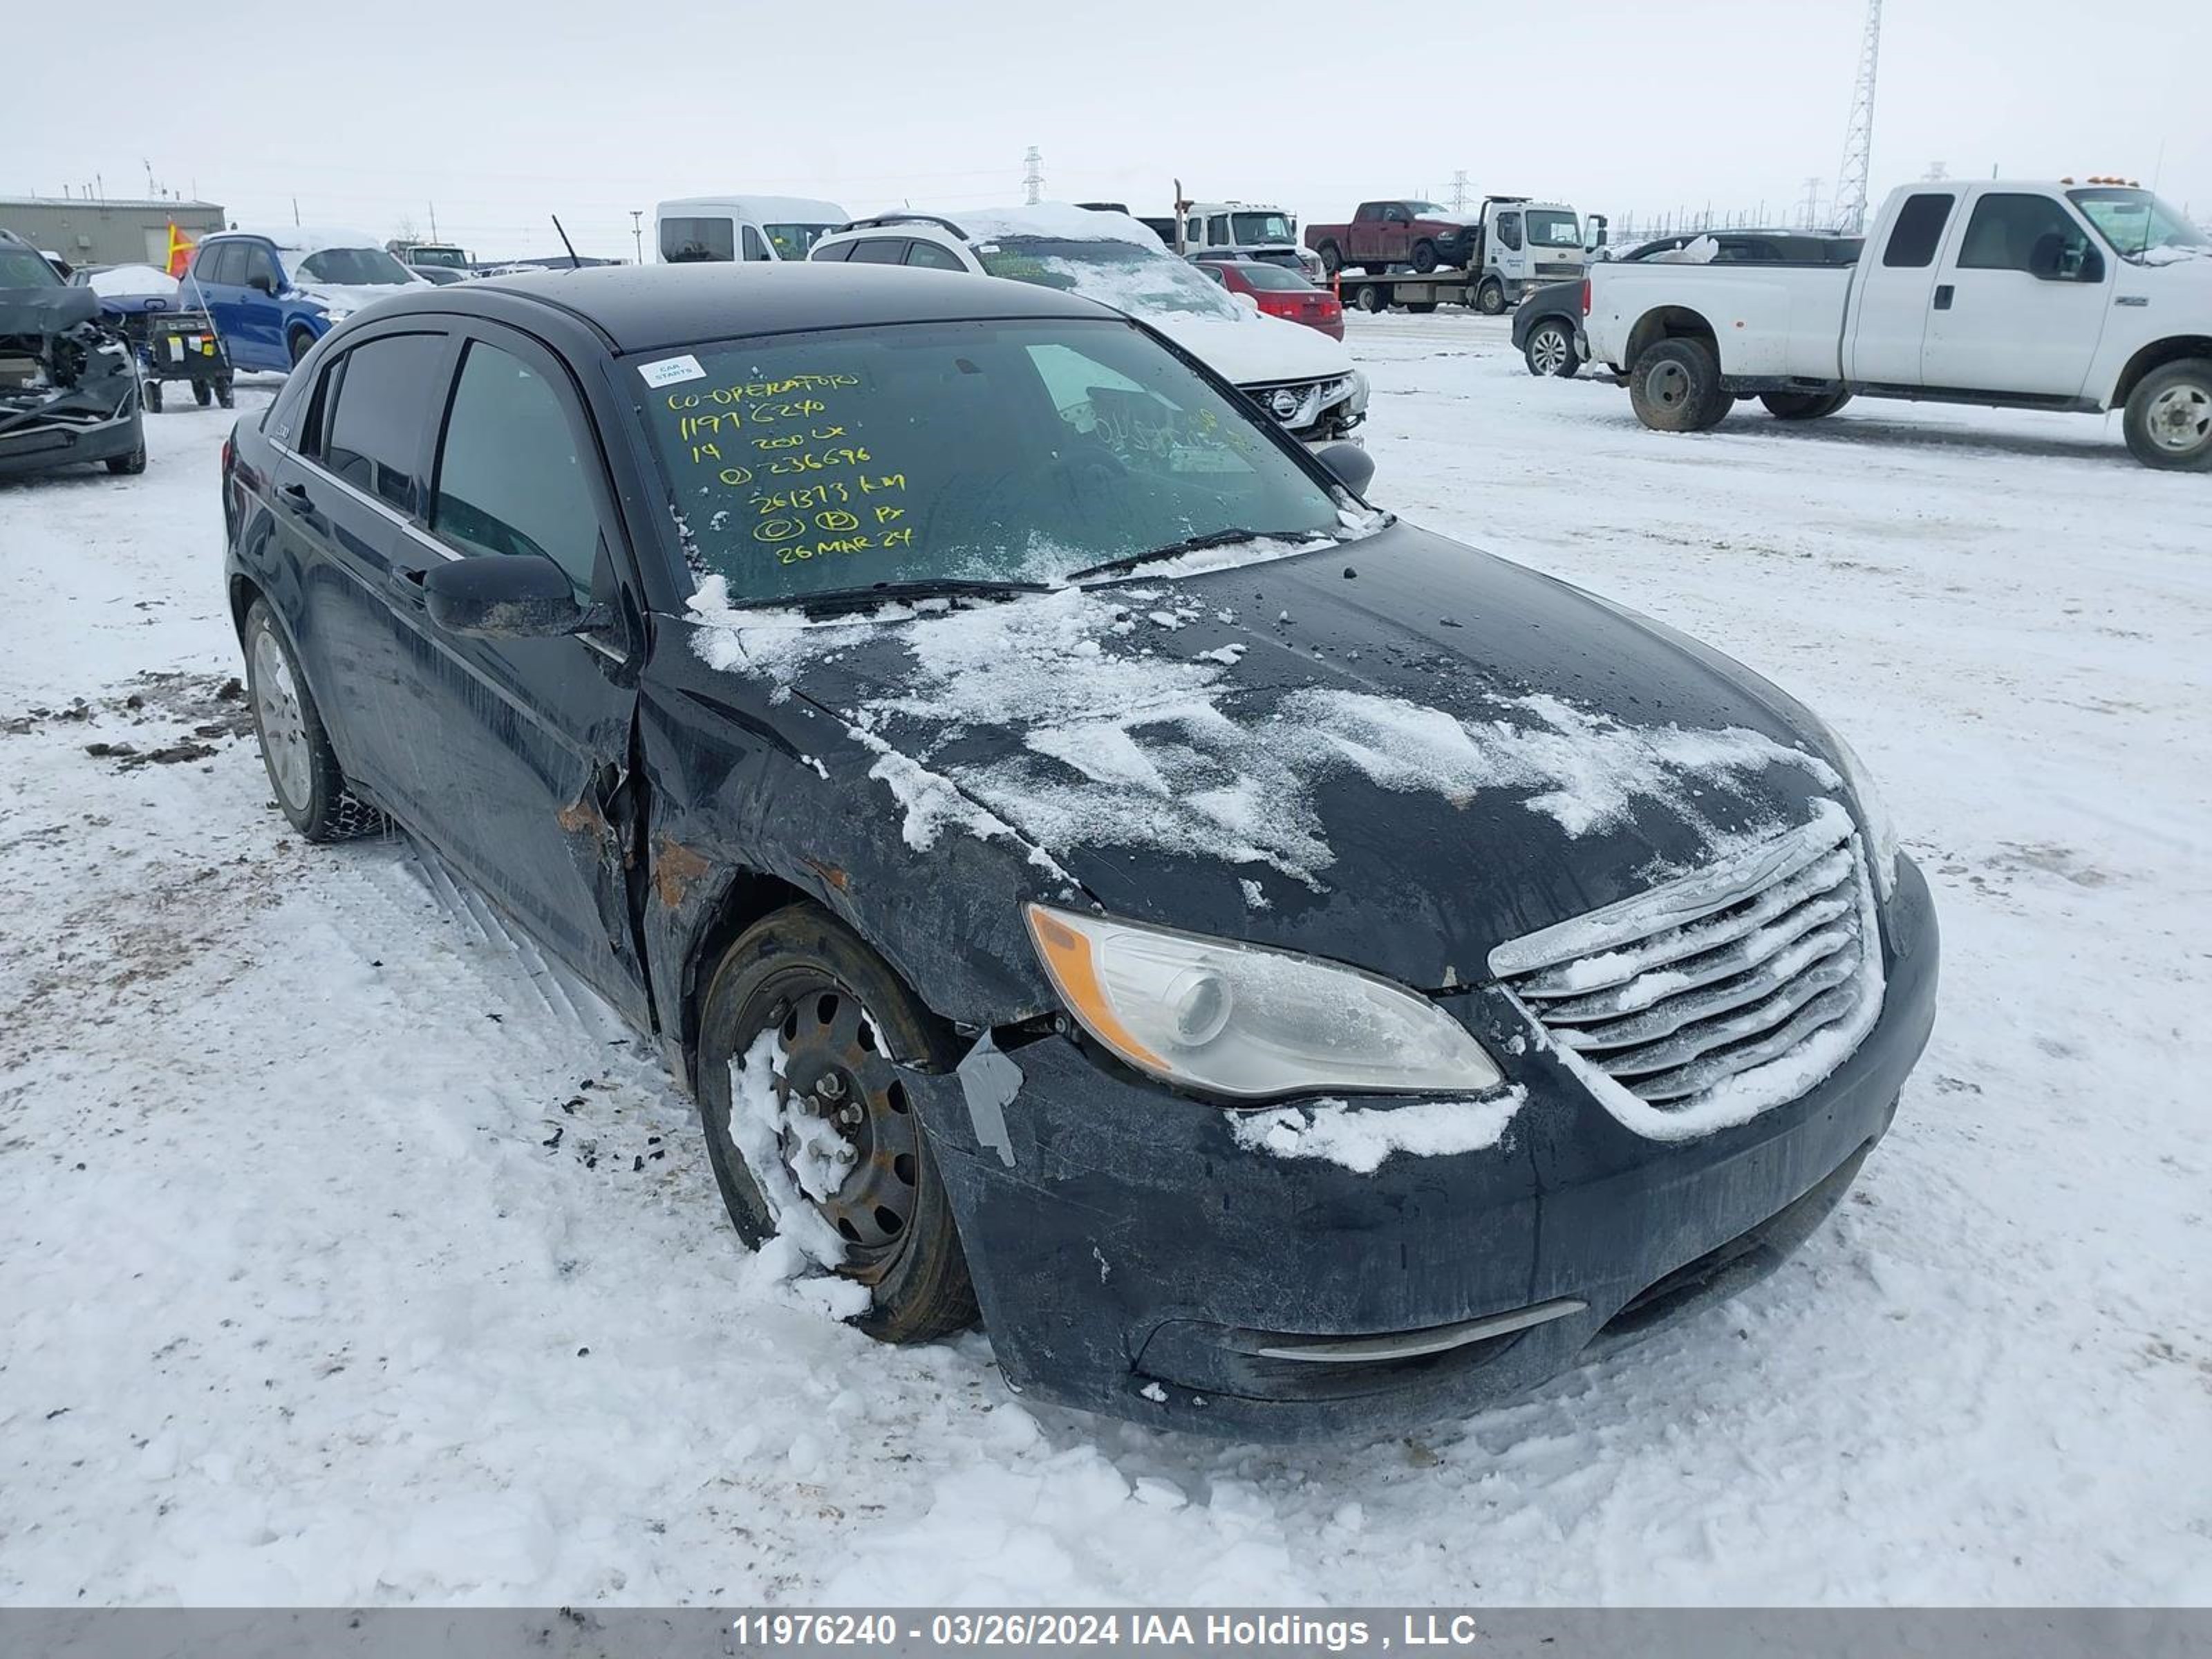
[1629,337,1732,433]
[1405,300,1438,315]
[241,599,384,842]
[1524,318,1579,378]
[144,379,164,414]
[1761,388,1853,420]
[2123,357,2212,471]
[216,377,235,409]
[1351,283,1387,314]
[1411,239,1439,274]
[193,380,214,407]
[697,904,977,1344]
[1475,279,1506,316]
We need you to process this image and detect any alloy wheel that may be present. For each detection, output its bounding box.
[250,628,312,809]
[1532,326,1571,376]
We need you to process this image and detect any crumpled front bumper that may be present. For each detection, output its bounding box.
[903,856,1939,1439]
[0,346,142,477]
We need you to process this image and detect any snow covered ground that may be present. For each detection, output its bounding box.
[3,322,2208,1606]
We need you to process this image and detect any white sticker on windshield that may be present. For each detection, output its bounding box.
[638,354,706,388]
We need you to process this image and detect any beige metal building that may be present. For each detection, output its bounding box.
[0,196,227,270]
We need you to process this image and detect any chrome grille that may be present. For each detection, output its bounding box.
[1492,811,1882,1116]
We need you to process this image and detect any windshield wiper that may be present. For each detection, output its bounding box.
[769,577,1053,617]
[1067,528,1296,583]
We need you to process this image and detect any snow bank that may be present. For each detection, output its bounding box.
[1230,1089,1526,1173]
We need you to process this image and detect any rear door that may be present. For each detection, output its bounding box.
[1919,189,2112,396]
[1844,189,1956,384]
[185,242,245,351]
[388,323,651,1022]
[236,242,287,367]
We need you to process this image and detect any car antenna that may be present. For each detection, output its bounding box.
[551,214,581,270]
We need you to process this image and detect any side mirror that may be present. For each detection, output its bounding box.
[248,272,275,295]
[1230,290,1261,313]
[1315,441,1375,496]
[424,554,592,640]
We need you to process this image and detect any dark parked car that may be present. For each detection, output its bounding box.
[1,229,146,480]
[220,263,1937,1438]
[1512,229,1865,378]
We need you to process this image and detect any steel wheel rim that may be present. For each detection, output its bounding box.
[250,629,312,808]
[1648,361,1691,409]
[2146,384,2211,453]
[1533,328,1570,374]
[761,978,921,1280]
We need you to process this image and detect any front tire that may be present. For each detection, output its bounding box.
[1761,388,1852,420]
[1475,279,1506,316]
[2123,358,2212,470]
[1629,337,1732,432]
[1411,239,1439,274]
[287,328,316,368]
[1524,318,1578,378]
[1316,241,1343,276]
[241,599,382,841]
[696,905,977,1344]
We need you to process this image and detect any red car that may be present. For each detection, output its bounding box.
[1195,258,1344,340]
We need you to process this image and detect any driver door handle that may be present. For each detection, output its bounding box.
[1933,285,1956,310]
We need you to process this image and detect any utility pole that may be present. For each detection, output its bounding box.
[429,202,440,239]
[631,210,644,264]
[1833,0,1883,233]
[1450,170,1469,212]
[1022,146,1043,206]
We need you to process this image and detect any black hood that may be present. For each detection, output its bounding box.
[702,523,1853,991]
[0,284,100,337]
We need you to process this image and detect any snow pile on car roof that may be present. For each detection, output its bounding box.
[87,264,178,299]
[950,203,1164,247]
[226,226,384,254]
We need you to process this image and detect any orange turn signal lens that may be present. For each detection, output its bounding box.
[1024,903,1165,1072]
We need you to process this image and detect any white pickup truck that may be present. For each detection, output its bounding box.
[1584,180,2212,469]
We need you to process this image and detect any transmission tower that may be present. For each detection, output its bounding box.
[1832,0,1883,232]
[1022,147,1043,205]
[1450,169,1469,212]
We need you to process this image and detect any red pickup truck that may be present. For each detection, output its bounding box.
[1304,201,1480,274]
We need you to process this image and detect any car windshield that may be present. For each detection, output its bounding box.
[973,237,1243,320]
[409,247,469,268]
[1229,212,1295,245]
[634,317,1343,605]
[2068,189,2209,262]
[1,246,62,287]
[1229,262,1313,292]
[765,223,834,259]
[292,247,415,286]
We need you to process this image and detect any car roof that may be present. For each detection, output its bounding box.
[368,261,1123,354]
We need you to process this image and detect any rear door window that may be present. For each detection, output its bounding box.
[845,240,907,264]
[321,332,447,514]
[661,216,733,263]
[433,340,603,594]
[1882,193,1956,268]
[904,241,964,271]
[212,243,249,285]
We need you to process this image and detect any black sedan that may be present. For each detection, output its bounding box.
[220,263,1937,1437]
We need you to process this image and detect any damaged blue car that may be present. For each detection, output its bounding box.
[218,262,1938,1437]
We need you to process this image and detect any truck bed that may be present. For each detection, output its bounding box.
[1585,261,1857,380]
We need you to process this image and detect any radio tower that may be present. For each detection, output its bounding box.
[1832,0,1883,233]
[1022,147,1044,206]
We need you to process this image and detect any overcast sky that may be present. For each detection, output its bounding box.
[17,0,2209,260]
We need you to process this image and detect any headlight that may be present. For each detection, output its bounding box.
[1024,904,1502,1100]
[1827,729,1901,901]
[1344,368,1369,414]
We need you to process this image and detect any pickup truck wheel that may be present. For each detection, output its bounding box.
[1629,338,1730,433]
[1526,319,1578,378]
[1317,241,1343,275]
[1351,283,1388,314]
[1412,239,1439,274]
[697,904,977,1344]
[1761,389,1853,420]
[2124,359,2212,470]
[1475,279,1506,316]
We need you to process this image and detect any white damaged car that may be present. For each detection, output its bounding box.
[811,203,1368,447]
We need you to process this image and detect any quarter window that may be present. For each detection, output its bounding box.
[433,341,601,594]
[321,332,446,514]
[845,240,906,264]
[1883,193,1955,268]
[740,225,769,261]
[904,240,964,271]
[1957,194,2096,276]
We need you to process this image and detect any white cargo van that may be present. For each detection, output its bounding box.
[654,196,851,264]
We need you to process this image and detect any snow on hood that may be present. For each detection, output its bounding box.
[682,524,1854,982]
[1148,308,1354,386]
[87,265,178,299]
[294,281,417,315]
[2139,245,2209,266]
